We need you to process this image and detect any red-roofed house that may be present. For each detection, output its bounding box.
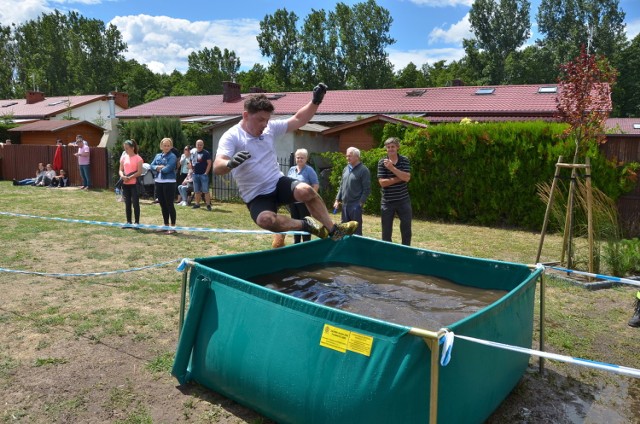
[2,91,128,123]
[2,91,128,147]
[117,82,566,157]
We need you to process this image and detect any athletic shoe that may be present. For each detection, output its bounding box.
[207,205,212,211]
[192,204,200,209]
[179,201,187,206]
[629,295,640,328]
[303,216,329,239]
[330,221,359,241]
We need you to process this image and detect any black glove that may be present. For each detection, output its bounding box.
[227,151,251,169]
[312,83,328,105]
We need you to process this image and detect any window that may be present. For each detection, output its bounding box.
[406,89,426,97]
[475,88,495,95]
[538,86,557,93]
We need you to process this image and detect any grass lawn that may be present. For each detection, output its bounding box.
[0,182,638,423]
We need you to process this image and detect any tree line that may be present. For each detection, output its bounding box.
[0,0,638,117]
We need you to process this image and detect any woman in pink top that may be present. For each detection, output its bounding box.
[119,139,144,228]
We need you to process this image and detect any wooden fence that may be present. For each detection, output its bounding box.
[0,144,109,189]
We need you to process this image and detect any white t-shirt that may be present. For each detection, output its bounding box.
[217,119,288,203]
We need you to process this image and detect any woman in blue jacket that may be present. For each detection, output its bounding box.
[150,137,178,234]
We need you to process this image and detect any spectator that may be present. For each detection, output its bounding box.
[36,164,56,187]
[177,145,191,190]
[50,169,69,188]
[119,140,144,228]
[150,137,178,234]
[177,169,194,206]
[189,139,213,211]
[377,137,412,246]
[73,135,91,189]
[333,147,371,236]
[286,148,320,244]
[13,163,45,186]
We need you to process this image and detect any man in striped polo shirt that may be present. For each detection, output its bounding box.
[377,137,412,245]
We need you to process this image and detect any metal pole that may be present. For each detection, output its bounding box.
[539,272,546,373]
[178,266,189,338]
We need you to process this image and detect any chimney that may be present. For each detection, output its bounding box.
[223,81,242,102]
[112,91,129,110]
[26,90,45,104]
[451,79,464,87]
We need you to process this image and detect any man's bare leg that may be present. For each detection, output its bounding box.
[293,184,335,230]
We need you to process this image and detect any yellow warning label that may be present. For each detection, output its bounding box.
[320,324,373,356]
[347,332,373,357]
[320,324,349,353]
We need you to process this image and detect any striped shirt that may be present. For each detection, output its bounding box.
[377,154,411,204]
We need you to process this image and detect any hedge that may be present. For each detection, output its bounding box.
[322,121,637,231]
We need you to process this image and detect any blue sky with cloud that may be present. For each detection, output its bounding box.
[2,0,638,75]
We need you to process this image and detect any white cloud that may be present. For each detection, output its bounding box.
[428,13,473,45]
[388,47,466,70]
[408,0,473,6]
[627,18,640,41]
[0,0,52,25]
[110,14,265,74]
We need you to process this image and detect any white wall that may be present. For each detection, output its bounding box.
[51,101,125,125]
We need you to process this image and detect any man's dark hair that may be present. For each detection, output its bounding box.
[244,94,275,114]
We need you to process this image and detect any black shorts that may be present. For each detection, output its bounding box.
[246,176,300,223]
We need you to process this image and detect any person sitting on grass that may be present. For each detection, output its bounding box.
[36,164,56,187]
[49,169,69,188]
[14,163,45,186]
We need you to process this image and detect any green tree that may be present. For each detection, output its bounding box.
[395,62,427,88]
[257,8,303,90]
[612,34,640,117]
[14,11,126,96]
[504,45,558,84]
[300,8,348,90]
[335,0,395,89]
[236,63,281,92]
[0,25,15,98]
[117,59,161,107]
[468,0,531,84]
[537,0,626,66]
[184,47,240,95]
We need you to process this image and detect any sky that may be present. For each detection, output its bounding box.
[1,0,639,75]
